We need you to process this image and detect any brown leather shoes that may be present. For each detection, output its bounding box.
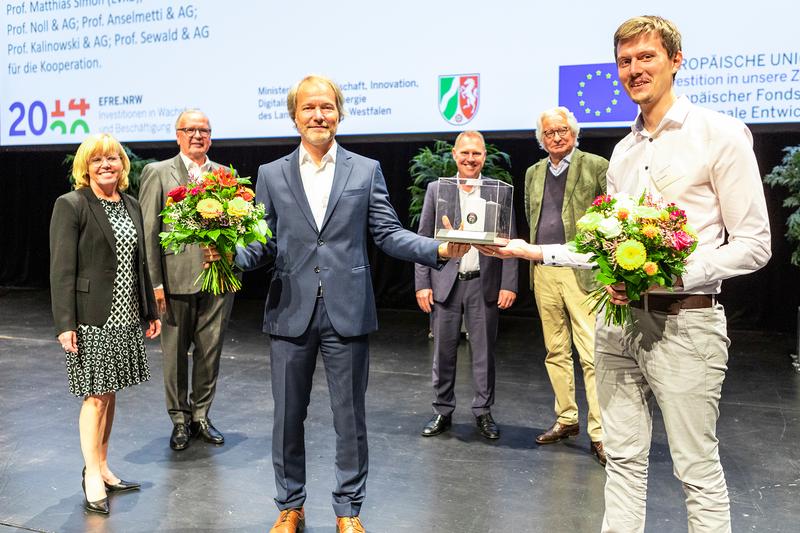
[535,421,579,444]
[270,508,305,533]
[336,515,365,533]
[591,441,607,466]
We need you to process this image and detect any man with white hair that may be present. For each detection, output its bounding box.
[524,106,608,464]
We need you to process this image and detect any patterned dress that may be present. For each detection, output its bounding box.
[65,198,151,396]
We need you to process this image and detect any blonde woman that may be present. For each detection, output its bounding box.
[50,133,160,514]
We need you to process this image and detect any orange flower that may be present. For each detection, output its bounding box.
[236,186,255,202]
[214,167,238,187]
[641,224,659,239]
[617,208,629,220]
[643,261,658,276]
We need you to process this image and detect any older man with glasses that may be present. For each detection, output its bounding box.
[523,106,609,465]
[139,109,235,451]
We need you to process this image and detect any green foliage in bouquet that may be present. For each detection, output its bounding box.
[407,140,513,228]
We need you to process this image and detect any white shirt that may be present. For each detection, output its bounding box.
[541,95,771,294]
[299,141,337,230]
[457,174,481,273]
[179,152,210,181]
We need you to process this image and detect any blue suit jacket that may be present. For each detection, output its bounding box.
[236,144,441,338]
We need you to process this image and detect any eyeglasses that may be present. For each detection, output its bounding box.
[543,127,571,139]
[89,155,122,167]
[177,127,211,137]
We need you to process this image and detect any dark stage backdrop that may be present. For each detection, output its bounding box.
[2,131,799,332]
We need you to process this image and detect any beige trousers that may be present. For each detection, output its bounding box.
[533,265,602,441]
[596,304,731,533]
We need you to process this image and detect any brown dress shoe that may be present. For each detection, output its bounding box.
[336,515,365,533]
[591,441,607,466]
[535,421,579,444]
[270,508,305,533]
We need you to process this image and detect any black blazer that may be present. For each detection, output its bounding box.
[49,187,157,335]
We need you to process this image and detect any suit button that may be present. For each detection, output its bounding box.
[317,239,324,246]
[314,266,320,273]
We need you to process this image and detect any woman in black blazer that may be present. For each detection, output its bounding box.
[50,133,161,515]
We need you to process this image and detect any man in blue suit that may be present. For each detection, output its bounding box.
[232,75,467,533]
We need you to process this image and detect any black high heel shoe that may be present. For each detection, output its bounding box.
[104,478,141,492]
[81,468,109,514]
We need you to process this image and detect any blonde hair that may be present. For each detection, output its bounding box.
[71,133,130,191]
[614,15,682,60]
[286,74,346,124]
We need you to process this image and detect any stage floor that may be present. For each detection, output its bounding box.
[1,288,798,532]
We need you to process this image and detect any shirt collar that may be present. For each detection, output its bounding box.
[299,141,338,167]
[631,94,691,138]
[179,152,209,170]
[550,148,575,166]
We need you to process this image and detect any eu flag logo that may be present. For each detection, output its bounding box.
[558,63,638,123]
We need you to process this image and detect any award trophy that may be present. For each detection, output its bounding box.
[433,177,513,245]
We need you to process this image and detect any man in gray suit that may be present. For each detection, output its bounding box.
[415,130,517,440]
[139,110,233,451]
[229,75,467,533]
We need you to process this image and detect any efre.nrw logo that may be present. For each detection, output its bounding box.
[439,74,479,125]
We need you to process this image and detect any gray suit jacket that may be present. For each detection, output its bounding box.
[414,178,518,302]
[524,148,608,292]
[236,145,441,338]
[49,187,157,335]
[139,154,221,295]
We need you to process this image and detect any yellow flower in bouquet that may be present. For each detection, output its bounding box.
[197,198,223,219]
[615,240,646,270]
[226,197,251,218]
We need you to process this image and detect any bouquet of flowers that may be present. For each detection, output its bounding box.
[160,166,270,295]
[570,192,697,326]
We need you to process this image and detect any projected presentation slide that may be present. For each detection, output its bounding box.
[2,0,798,146]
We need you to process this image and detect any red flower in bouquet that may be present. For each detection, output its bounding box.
[160,166,271,295]
[166,185,187,204]
[235,186,255,202]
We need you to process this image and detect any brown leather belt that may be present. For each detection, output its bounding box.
[457,271,480,281]
[630,293,715,315]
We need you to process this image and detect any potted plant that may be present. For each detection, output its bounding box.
[764,144,800,372]
[64,145,156,198]
[407,140,513,228]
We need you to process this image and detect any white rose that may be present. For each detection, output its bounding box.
[598,217,622,238]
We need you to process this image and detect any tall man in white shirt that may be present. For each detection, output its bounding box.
[477,16,771,532]
[140,110,233,451]
[414,131,518,441]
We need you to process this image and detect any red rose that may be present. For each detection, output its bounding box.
[167,185,187,203]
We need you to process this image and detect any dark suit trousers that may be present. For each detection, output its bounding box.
[161,291,234,424]
[270,296,369,517]
[431,277,499,417]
